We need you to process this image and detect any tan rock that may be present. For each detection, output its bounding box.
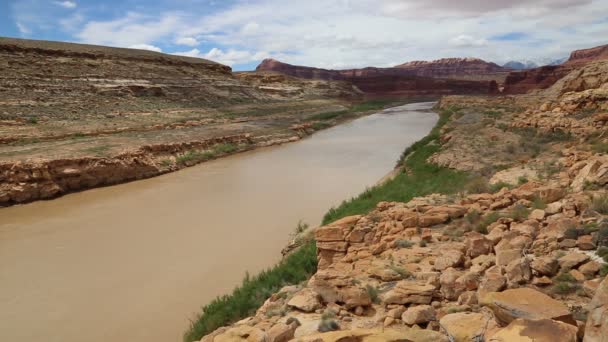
[267,322,297,342]
[478,266,506,298]
[341,287,372,309]
[382,280,436,305]
[570,269,586,282]
[315,226,346,242]
[577,235,596,250]
[439,312,490,342]
[583,278,602,298]
[532,276,553,286]
[440,268,464,300]
[481,287,574,325]
[488,318,577,342]
[580,261,601,277]
[434,249,464,271]
[465,232,493,258]
[531,256,559,277]
[496,248,522,267]
[287,288,321,313]
[505,258,532,286]
[529,209,546,220]
[558,252,590,270]
[585,275,608,341]
[419,213,450,227]
[294,327,448,342]
[386,306,406,319]
[545,201,563,215]
[213,325,267,342]
[401,304,435,325]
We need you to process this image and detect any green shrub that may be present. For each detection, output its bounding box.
[478,212,500,232]
[531,196,547,210]
[365,284,380,304]
[389,265,412,279]
[318,310,340,332]
[466,177,490,194]
[419,240,427,247]
[592,142,608,154]
[490,181,512,193]
[564,227,581,240]
[183,241,317,342]
[508,204,530,222]
[552,282,577,295]
[595,226,608,248]
[596,246,608,258]
[517,176,529,185]
[395,239,414,249]
[592,194,608,214]
[600,264,608,277]
[554,272,576,283]
[465,210,481,224]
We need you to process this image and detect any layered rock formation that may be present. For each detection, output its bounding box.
[503,44,608,94]
[255,59,500,96]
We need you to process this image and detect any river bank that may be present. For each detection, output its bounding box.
[1,98,434,208]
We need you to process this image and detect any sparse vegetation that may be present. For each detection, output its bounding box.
[517,176,529,185]
[508,204,530,222]
[389,265,413,279]
[395,239,414,249]
[490,181,512,193]
[591,194,608,214]
[184,241,317,342]
[176,143,239,165]
[365,284,380,304]
[318,310,340,332]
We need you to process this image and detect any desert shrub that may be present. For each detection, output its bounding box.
[517,176,529,185]
[184,241,317,341]
[466,177,490,194]
[552,282,578,295]
[395,239,414,249]
[419,240,427,247]
[465,210,481,224]
[592,143,608,154]
[508,204,530,222]
[490,181,512,193]
[318,310,340,332]
[596,246,608,258]
[564,227,581,240]
[531,196,547,210]
[389,265,412,279]
[591,194,608,214]
[554,272,576,283]
[365,284,380,304]
[600,265,608,277]
[595,226,608,248]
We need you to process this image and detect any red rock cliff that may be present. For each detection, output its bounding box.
[503,43,608,94]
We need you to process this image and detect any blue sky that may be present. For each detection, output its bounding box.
[2,0,608,71]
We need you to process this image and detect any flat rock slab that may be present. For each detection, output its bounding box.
[481,287,574,325]
[488,318,577,342]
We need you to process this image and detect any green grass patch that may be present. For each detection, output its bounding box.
[323,107,468,225]
[176,143,239,165]
[184,241,317,342]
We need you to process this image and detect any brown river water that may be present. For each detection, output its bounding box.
[0,102,437,342]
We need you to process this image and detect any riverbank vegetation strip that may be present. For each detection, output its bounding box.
[184,104,467,342]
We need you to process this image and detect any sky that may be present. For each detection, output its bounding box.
[1,0,608,71]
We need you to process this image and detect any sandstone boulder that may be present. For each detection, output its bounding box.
[558,252,590,270]
[585,276,608,341]
[401,304,435,325]
[439,312,490,342]
[531,256,559,276]
[489,318,578,342]
[382,280,435,305]
[434,249,464,271]
[481,288,574,325]
[465,232,493,258]
[294,327,448,342]
[287,288,321,312]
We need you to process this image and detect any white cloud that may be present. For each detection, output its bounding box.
[175,37,199,46]
[173,47,269,66]
[449,35,488,48]
[54,1,77,9]
[129,44,162,52]
[76,12,184,47]
[16,22,31,34]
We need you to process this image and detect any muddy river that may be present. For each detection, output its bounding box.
[0,102,437,342]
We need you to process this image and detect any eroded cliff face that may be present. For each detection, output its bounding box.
[503,44,608,94]
[255,58,500,96]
